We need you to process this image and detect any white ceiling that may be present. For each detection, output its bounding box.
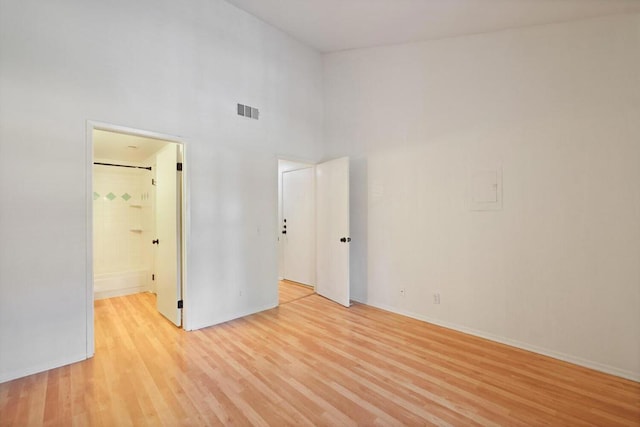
[225,0,640,53]
[93,130,170,163]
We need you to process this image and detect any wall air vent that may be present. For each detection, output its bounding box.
[237,103,259,120]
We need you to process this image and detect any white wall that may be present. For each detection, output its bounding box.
[324,14,640,380]
[2,0,637,385]
[0,0,323,382]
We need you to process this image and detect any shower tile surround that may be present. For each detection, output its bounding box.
[93,164,155,299]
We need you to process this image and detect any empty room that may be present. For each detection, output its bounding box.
[0,0,639,425]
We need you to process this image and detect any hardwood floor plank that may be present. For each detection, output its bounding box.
[1,291,639,426]
[279,280,314,305]
[262,302,507,426]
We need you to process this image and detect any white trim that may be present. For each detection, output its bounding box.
[364,300,640,382]
[85,122,95,358]
[277,155,317,168]
[95,287,151,300]
[187,303,278,331]
[0,353,87,384]
[88,121,185,144]
[180,143,191,330]
[86,120,190,337]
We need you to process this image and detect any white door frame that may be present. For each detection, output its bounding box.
[85,121,190,357]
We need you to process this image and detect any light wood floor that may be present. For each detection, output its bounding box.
[1,283,639,426]
[279,280,314,305]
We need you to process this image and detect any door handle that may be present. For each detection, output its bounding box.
[152,239,159,245]
[282,231,287,234]
[340,237,351,243]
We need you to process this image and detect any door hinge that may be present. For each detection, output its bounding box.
[177,162,183,171]
[152,178,157,186]
[177,300,183,309]
[152,274,155,281]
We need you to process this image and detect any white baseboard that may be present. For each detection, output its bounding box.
[364,300,640,383]
[0,353,88,384]
[185,302,278,331]
[94,286,149,300]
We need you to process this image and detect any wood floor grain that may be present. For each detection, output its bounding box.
[1,283,639,426]
[278,280,314,304]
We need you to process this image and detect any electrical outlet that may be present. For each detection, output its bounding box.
[400,288,405,297]
[433,293,440,304]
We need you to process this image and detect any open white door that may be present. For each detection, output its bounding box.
[282,167,315,286]
[155,144,182,326]
[316,157,350,307]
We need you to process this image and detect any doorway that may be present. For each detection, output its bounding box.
[278,159,315,287]
[88,123,186,349]
[277,157,351,308]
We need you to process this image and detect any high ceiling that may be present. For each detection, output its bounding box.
[225,0,640,53]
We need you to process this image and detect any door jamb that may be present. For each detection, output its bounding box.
[85,121,189,358]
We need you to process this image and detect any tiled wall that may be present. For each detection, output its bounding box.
[93,165,154,297]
